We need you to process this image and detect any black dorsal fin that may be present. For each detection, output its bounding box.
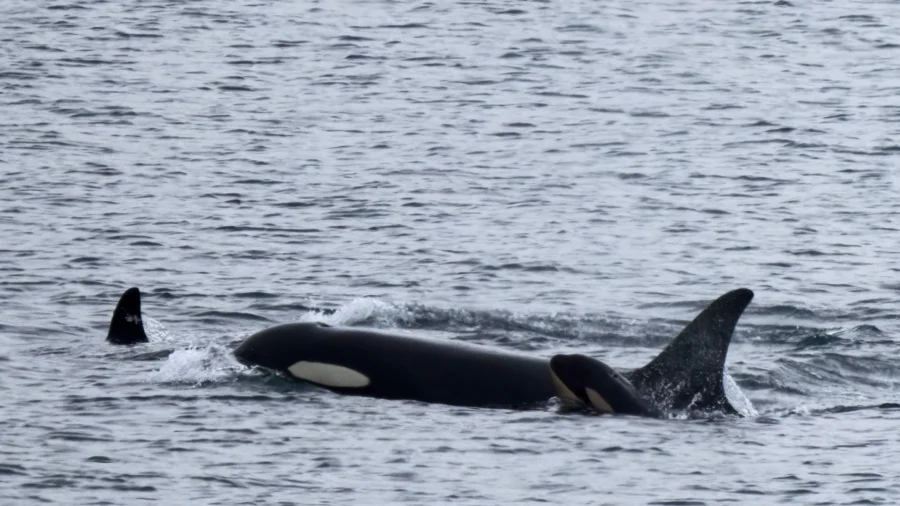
[627,288,754,414]
[106,287,149,345]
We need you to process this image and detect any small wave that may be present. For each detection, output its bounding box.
[233,291,279,299]
[753,304,820,319]
[730,372,810,396]
[477,262,578,273]
[378,23,429,29]
[195,311,271,323]
[301,297,416,328]
[825,403,900,414]
[773,403,900,418]
[248,301,338,315]
[794,332,846,349]
[848,324,884,335]
[292,297,708,351]
[0,464,28,476]
[770,353,900,398]
[45,430,113,443]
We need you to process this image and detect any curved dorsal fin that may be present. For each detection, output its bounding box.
[628,288,754,413]
[106,287,149,345]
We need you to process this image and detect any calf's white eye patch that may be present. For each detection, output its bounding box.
[586,388,614,414]
[287,361,370,388]
[550,369,581,404]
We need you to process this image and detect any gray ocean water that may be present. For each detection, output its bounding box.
[2,0,900,504]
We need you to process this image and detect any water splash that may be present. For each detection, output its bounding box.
[146,344,239,385]
[724,372,758,417]
[300,297,415,328]
[142,316,171,342]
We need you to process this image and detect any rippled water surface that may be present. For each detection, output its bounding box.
[2,0,900,504]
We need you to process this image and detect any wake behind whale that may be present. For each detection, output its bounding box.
[105,286,755,418]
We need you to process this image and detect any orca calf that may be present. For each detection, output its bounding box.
[105,287,754,416]
[550,354,665,418]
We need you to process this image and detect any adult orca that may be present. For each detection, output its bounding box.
[105,287,754,416]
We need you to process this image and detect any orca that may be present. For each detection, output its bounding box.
[549,354,664,418]
[104,286,754,416]
[234,321,558,407]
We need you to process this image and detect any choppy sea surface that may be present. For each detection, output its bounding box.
[2,0,900,504]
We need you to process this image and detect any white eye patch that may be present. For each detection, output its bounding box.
[586,388,614,414]
[287,361,370,388]
[550,369,581,404]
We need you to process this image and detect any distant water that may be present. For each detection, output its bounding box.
[2,0,900,504]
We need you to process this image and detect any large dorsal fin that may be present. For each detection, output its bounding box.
[627,288,754,414]
[106,287,149,345]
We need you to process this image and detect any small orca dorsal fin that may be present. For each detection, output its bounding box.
[628,288,754,414]
[106,287,149,345]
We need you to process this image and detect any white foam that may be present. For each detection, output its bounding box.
[301,297,414,327]
[142,316,171,342]
[724,372,758,417]
[147,345,238,385]
[788,405,812,417]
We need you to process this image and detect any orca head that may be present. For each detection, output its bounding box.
[106,287,149,345]
[550,354,662,417]
[233,322,327,371]
[626,288,755,416]
[234,322,372,389]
